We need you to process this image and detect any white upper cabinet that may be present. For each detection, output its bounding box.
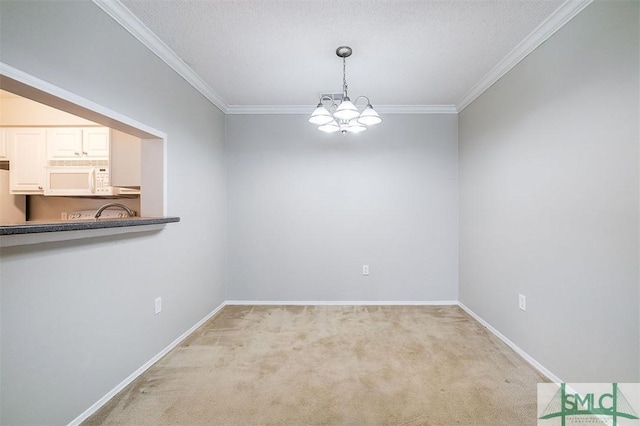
[0,128,7,159]
[47,127,109,160]
[8,128,46,194]
[46,128,82,159]
[82,127,110,158]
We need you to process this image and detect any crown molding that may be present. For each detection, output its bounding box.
[375,105,458,114]
[226,105,315,115]
[226,104,458,115]
[91,1,457,115]
[92,0,229,114]
[455,0,593,112]
[94,0,591,116]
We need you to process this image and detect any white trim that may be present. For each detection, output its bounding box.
[226,105,314,115]
[458,302,562,383]
[91,0,228,114]
[91,0,591,116]
[226,105,459,115]
[90,0,456,115]
[374,105,458,114]
[91,0,592,116]
[66,300,562,424]
[0,62,165,139]
[456,0,593,111]
[67,302,227,426]
[224,300,458,306]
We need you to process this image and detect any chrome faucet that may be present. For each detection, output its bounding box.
[94,203,135,219]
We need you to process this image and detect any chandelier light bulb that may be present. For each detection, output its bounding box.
[309,105,333,125]
[347,119,367,133]
[318,120,340,133]
[333,99,360,121]
[357,105,383,126]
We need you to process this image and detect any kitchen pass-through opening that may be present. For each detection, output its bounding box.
[0,62,167,220]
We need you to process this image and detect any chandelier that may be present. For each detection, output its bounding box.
[309,46,382,134]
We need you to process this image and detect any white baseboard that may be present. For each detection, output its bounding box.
[67,301,226,426]
[68,299,560,425]
[457,302,562,383]
[224,300,459,306]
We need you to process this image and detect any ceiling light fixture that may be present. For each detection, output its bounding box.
[309,46,382,135]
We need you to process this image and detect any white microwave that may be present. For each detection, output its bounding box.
[45,166,114,196]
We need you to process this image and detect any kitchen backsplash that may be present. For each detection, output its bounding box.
[27,195,140,221]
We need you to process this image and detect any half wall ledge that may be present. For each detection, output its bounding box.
[0,217,180,247]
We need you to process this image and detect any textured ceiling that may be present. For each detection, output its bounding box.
[119,0,568,109]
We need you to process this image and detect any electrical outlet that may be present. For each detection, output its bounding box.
[362,265,369,276]
[518,294,526,311]
[154,297,162,315]
[61,212,67,220]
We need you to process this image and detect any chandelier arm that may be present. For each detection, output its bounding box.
[353,96,371,109]
[319,95,335,108]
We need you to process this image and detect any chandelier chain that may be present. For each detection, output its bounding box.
[342,56,348,98]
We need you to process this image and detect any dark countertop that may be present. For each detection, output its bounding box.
[0,217,180,235]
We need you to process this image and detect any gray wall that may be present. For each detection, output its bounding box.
[226,114,458,301]
[0,1,226,424]
[2,0,638,423]
[459,0,639,382]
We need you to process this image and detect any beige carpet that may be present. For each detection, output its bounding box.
[84,305,548,425]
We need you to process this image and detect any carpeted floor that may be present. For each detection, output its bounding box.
[84,305,548,425]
